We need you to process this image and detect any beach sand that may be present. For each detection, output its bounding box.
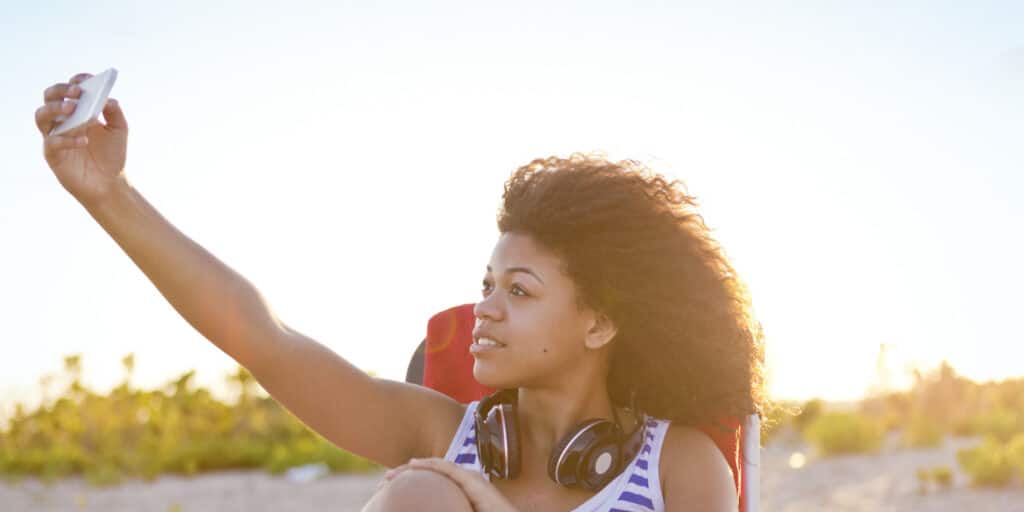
[761,431,1024,511]
[0,470,382,512]
[3,432,1024,511]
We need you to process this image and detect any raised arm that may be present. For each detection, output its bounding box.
[34,73,465,468]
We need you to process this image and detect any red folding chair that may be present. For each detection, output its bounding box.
[406,304,759,511]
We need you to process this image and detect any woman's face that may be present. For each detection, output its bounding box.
[472,232,602,389]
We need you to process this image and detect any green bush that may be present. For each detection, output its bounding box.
[792,399,824,432]
[859,363,1024,443]
[913,464,953,494]
[931,465,953,488]
[957,438,1014,487]
[903,415,945,448]
[967,409,1023,443]
[1007,433,1024,475]
[0,355,381,485]
[803,412,883,456]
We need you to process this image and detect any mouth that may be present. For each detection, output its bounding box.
[473,336,507,348]
[470,338,505,355]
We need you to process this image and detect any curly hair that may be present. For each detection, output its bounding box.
[497,153,767,430]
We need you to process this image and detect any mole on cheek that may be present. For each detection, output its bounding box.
[542,348,548,353]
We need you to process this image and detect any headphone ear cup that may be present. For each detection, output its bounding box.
[580,440,622,491]
[476,392,520,480]
[546,421,585,487]
[500,403,522,479]
[474,404,495,478]
[547,419,621,488]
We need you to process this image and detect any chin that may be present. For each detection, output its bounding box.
[472,362,519,389]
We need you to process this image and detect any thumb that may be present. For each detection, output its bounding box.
[101,98,128,131]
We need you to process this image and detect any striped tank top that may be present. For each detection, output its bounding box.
[443,400,670,512]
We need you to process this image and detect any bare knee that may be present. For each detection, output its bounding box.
[362,469,473,512]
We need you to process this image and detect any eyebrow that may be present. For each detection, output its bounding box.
[486,265,545,285]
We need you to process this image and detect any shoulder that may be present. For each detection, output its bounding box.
[658,423,738,511]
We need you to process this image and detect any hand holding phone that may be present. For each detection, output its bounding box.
[37,69,129,207]
[50,68,118,136]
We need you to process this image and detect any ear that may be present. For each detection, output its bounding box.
[583,312,618,350]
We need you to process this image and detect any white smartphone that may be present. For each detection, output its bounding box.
[50,68,118,136]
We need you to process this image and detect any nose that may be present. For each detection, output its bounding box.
[474,290,504,324]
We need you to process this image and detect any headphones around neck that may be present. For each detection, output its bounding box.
[474,389,647,491]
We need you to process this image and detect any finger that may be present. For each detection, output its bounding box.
[42,73,91,103]
[406,457,465,473]
[406,458,485,489]
[43,133,88,154]
[101,98,128,131]
[35,100,76,135]
[69,72,93,85]
[383,464,411,480]
[43,83,72,103]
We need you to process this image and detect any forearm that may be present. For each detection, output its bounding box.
[81,180,283,372]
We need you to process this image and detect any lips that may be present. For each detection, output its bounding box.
[470,332,507,354]
[474,336,506,348]
[472,329,507,346]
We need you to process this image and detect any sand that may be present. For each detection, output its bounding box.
[761,431,1024,511]
[3,432,1024,511]
[0,470,382,512]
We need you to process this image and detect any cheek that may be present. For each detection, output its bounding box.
[523,322,555,354]
[518,309,586,359]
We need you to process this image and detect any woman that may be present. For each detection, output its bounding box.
[35,72,765,511]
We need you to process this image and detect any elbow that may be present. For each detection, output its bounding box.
[222,281,291,377]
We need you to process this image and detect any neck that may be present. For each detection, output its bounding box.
[513,382,636,461]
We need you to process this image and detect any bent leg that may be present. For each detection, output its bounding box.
[361,469,474,512]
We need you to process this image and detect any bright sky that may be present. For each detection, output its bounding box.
[1,2,1021,418]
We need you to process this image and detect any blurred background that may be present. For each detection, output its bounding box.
[1,1,1022,509]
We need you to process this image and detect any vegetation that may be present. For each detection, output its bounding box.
[803,412,883,456]
[770,360,1024,489]
[932,465,953,488]
[1008,433,1024,477]
[902,415,944,449]
[759,397,821,446]
[857,361,1024,487]
[5,354,1024,489]
[860,362,1024,442]
[957,438,1015,487]
[917,464,954,494]
[791,398,823,433]
[0,355,379,486]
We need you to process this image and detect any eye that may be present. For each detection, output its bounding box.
[480,280,529,298]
